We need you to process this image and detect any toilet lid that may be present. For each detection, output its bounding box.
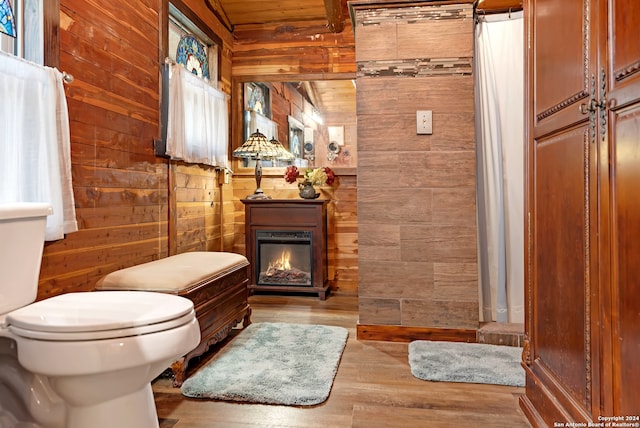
[6,291,194,340]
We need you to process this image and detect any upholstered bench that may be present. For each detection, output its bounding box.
[95,251,251,386]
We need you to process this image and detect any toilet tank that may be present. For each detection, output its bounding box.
[0,203,52,315]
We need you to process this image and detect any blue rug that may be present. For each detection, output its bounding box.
[409,340,525,387]
[181,322,348,405]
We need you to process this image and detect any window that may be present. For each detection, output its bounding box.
[0,0,43,64]
[168,3,218,84]
[159,3,228,168]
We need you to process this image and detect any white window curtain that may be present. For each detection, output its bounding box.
[166,63,229,168]
[475,12,524,323]
[0,50,78,241]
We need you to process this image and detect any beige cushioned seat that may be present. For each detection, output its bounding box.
[95,251,249,293]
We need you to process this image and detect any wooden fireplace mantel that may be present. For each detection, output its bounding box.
[241,198,329,299]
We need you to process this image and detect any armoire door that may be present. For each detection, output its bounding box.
[521,0,602,424]
[604,0,640,416]
[522,0,640,425]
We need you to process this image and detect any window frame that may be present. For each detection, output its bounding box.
[166,0,222,84]
[1,0,56,65]
[43,0,59,67]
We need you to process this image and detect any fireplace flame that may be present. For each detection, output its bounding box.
[267,249,291,274]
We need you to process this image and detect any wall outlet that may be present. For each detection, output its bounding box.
[416,110,433,135]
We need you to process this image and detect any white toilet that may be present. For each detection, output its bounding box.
[0,203,201,428]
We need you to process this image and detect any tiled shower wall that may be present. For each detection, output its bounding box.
[355,2,479,330]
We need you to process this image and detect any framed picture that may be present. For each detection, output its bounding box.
[328,125,344,146]
[288,116,304,160]
[244,82,271,118]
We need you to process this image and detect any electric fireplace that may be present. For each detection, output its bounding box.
[256,231,313,287]
[242,199,329,299]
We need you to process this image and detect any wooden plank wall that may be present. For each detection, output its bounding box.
[231,21,359,294]
[353,2,479,330]
[38,0,234,299]
[38,0,167,298]
[232,20,356,77]
[169,0,236,256]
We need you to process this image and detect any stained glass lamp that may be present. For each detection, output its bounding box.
[270,137,295,164]
[0,0,16,37]
[233,130,280,199]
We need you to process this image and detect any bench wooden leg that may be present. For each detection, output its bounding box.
[243,306,252,327]
[170,357,187,387]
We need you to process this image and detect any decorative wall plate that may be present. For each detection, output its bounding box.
[328,141,341,154]
[176,34,209,79]
[304,142,314,154]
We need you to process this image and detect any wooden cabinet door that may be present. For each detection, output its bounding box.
[522,0,602,424]
[523,0,640,424]
[605,0,640,416]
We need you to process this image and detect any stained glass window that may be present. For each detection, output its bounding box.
[0,0,16,38]
[176,34,209,80]
[168,3,217,83]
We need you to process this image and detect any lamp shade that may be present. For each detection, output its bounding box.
[270,137,295,161]
[233,129,279,159]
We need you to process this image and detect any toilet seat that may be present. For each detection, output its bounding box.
[6,291,195,341]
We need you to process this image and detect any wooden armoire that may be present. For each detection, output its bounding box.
[522,0,640,425]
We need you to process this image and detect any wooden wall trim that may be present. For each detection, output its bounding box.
[44,0,60,67]
[357,324,477,343]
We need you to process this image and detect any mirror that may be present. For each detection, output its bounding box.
[234,79,357,170]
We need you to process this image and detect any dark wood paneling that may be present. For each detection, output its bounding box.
[611,104,640,415]
[522,0,640,423]
[357,323,477,343]
[533,0,588,123]
[608,5,640,408]
[533,127,589,406]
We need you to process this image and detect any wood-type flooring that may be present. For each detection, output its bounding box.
[153,294,531,427]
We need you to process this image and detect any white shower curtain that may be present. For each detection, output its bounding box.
[475,12,524,323]
[0,50,78,241]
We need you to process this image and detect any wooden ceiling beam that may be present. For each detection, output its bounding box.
[205,0,234,33]
[324,0,345,33]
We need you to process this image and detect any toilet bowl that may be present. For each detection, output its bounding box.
[0,203,201,428]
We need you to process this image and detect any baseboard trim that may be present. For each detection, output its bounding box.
[356,323,477,343]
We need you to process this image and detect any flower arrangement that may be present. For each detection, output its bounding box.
[284,165,336,187]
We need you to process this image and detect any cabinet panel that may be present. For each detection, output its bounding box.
[533,127,590,408]
[611,0,640,81]
[611,104,640,415]
[533,0,589,121]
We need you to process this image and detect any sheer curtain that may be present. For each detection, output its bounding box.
[0,51,78,241]
[475,12,524,323]
[166,64,229,168]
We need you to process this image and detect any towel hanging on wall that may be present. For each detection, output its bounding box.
[0,50,78,240]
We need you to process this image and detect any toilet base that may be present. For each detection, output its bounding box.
[67,383,159,428]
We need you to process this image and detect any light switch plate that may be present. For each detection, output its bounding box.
[416,110,433,135]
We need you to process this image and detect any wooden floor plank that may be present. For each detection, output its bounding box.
[153,294,531,427]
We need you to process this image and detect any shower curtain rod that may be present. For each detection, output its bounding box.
[476,6,523,16]
[62,71,74,84]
